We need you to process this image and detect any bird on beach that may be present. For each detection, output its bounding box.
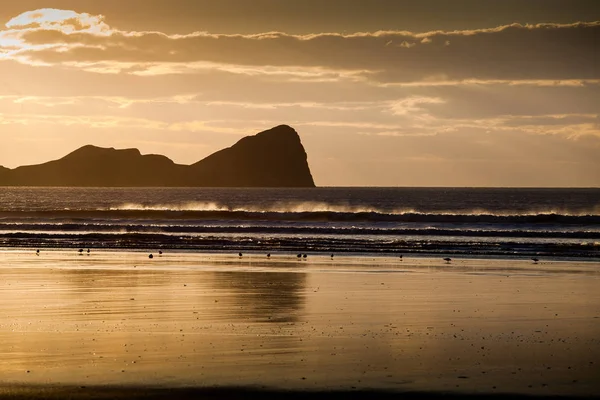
[444,257,452,263]
[87,249,90,254]
[399,254,403,260]
[532,258,539,264]
[36,249,40,256]
[238,252,243,258]
[267,253,271,258]
[149,254,154,259]
[297,254,302,259]
[158,250,163,255]
[330,254,334,259]
[78,248,84,254]
[303,254,307,259]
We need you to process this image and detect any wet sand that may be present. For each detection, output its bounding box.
[1,250,599,398]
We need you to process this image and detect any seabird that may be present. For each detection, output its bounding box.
[303,254,307,259]
[149,254,154,259]
[87,249,90,254]
[238,252,243,257]
[399,255,403,260]
[532,258,539,264]
[297,254,302,259]
[78,249,84,254]
[331,254,334,259]
[36,249,40,255]
[158,250,163,255]
[267,253,271,258]
[444,257,452,263]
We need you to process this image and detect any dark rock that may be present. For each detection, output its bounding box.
[0,165,9,181]
[0,125,314,187]
[189,125,314,187]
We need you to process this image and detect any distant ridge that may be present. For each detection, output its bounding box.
[0,125,315,187]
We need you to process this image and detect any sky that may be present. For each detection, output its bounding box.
[0,0,598,187]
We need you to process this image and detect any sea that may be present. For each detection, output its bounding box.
[0,187,599,260]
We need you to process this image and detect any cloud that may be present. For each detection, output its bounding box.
[5,8,111,34]
[1,9,598,83]
[389,96,445,115]
[401,82,600,119]
[0,113,165,130]
[1,84,597,142]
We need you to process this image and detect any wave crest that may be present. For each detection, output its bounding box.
[107,201,599,217]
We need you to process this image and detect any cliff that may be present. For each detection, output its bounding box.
[0,125,315,187]
[190,125,314,187]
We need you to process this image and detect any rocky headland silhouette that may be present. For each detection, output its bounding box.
[0,125,315,187]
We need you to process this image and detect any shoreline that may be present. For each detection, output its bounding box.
[2,246,600,265]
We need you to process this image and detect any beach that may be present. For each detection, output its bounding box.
[1,250,599,398]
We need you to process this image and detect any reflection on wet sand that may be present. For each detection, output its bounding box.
[0,250,599,397]
[211,271,306,323]
[58,266,307,324]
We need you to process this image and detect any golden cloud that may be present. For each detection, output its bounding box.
[5,8,111,34]
[0,8,598,83]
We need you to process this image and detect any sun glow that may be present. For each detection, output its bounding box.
[6,8,111,34]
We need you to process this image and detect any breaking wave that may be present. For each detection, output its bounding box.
[108,201,600,217]
[1,208,598,225]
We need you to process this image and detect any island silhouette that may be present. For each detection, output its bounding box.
[0,125,315,187]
